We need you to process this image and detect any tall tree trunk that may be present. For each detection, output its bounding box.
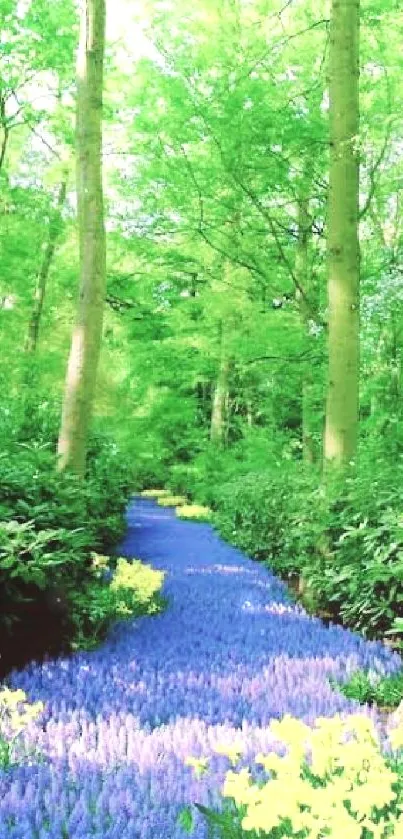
[324,0,360,468]
[210,321,230,446]
[295,164,317,464]
[246,397,253,428]
[25,177,68,354]
[0,91,9,173]
[57,0,106,476]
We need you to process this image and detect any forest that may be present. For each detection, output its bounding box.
[1,0,403,836]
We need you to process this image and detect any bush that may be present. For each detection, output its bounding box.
[214,466,313,579]
[213,454,403,641]
[0,444,129,551]
[297,462,403,638]
[0,432,133,673]
[132,453,170,491]
[182,712,403,838]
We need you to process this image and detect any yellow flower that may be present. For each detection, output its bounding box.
[0,688,26,707]
[271,715,311,747]
[217,713,402,839]
[222,768,253,804]
[392,814,403,838]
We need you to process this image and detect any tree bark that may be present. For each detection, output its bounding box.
[0,91,9,173]
[25,177,68,354]
[295,164,317,465]
[324,0,360,468]
[210,321,231,446]
[57,0,106,476]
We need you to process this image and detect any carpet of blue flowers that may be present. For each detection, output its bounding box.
[1,497,401,838]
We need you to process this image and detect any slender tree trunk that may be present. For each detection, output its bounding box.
[57,0,106,476]
[25,177,68,354]
[324,0,360,468]
[0,127,8,173]
[210,321,230,446]
[0,92,9,173]
[295,165,317,464]
[246,397,253,428]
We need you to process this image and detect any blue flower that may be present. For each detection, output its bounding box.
[1,498,400,837]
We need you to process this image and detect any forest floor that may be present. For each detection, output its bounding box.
[1,498,402,839]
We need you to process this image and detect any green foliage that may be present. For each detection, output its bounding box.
[297,460,403,637]
[190,802,246,839]
[330,668,403,709]
[0,520,86,587]
[0,440,128,551]
[215,465,314,579]
[0,426,132,672]
[212,452,403,639]
[133,452,171,492]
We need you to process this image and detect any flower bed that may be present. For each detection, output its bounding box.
[0,498,401,838]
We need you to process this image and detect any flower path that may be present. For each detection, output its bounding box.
[1,497,401,838]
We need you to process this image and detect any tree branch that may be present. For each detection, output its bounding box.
[245,349,322,364]
[179,143,269,282]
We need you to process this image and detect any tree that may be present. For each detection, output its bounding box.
[57,0,106,475]
[324,0,360,468]
[25,174,68,354]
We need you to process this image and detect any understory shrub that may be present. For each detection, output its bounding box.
[297,462,403,639]
[0,426,134,674]
[169,430,300,508]
[183,712,403,838]
[0,443,129,550]
[214,465,314,579]
[213,454,403,641]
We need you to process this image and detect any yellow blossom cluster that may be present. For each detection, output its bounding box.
[157,495,188,507]
[216,714,403,838]
[176,504,212,522]
[0,687,43,737]
[140,489,171,498]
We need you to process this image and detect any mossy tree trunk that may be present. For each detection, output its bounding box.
[57,0,106,476]
[324,0,360,468]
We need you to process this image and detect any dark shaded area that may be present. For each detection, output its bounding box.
[0,583,72,678]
